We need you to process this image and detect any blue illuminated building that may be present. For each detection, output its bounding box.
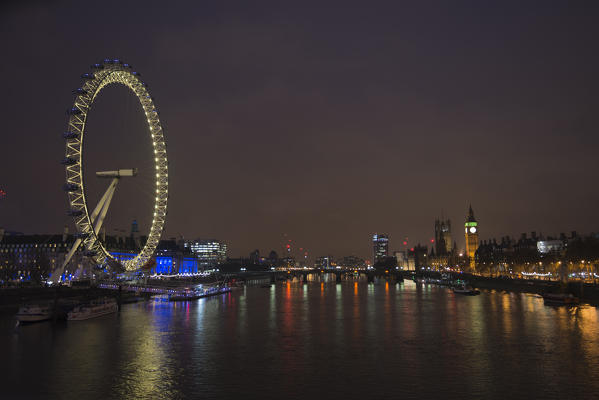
[111,251,136,264]
[179,257,198,274]
[154,256,173,274]
[0,230,201,281]
[109,251,198,276]
[125,239,199,275]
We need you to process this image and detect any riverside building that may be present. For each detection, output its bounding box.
[184,239,227,267]
[0,228,202,282]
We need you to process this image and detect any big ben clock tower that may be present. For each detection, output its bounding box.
[464,205,479,270]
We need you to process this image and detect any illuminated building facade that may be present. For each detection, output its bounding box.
[314,255,335,269]
[464,205,479,270]
[111,240,199,275]
[537,240,565,254]
[184,239,227,267]
[0,232,77,282]
[372,234,389,263]
[0,231,200,281]
[393,251,412,271]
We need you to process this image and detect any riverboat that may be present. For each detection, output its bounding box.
[169,285,231,301]
[439,273,453,286]
[169,292,201,301]
[542,293,579,306]
[16,304,53,323]
[200,286,231,297]
[452,282,480,295]
[67,298,118,320]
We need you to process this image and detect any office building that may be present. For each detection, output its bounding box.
[372,234,389,263]
[184,239,227,267]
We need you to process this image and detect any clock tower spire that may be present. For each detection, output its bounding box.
[464,205,479,270]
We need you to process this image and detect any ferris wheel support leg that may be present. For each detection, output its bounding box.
[92,178,119,237]
[50,237,82,283]
[88,177,119,226]
[50,178,120,284]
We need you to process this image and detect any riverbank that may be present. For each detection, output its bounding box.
[0,286,149,314]
[416,271,599,305]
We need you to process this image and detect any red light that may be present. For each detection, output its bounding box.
[430,239,434,243]
[286,244,290,248]
[410,247,414,252]
[403,241,407,245]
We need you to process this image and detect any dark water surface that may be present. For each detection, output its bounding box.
[2,281,599,399]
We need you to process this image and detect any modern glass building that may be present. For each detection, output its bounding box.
[372,234,389,263]
[184,239,227,267]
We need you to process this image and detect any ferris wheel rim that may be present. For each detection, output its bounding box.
[63,59,168,271]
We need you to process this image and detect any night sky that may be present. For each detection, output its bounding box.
[1,1,598,261]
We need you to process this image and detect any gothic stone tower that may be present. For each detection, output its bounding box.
[464,205,479,270]
[435,218,452,255]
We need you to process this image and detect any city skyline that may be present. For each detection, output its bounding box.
[1,1,598,261]
[4,3,599,400]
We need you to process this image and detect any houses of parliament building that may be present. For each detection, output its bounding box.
[429,206,479,270]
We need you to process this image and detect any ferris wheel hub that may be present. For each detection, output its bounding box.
[96,169,138,178]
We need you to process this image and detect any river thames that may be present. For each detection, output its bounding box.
[2,280,599,399]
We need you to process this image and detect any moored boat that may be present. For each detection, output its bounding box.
[16,304,53,323]
[67,298,118,320]
[439,273,453,286]
[169,285,231,301]
[452,282,480,295]
[200,285,231,297]
[169,292,201,301]
[542,293,579,306]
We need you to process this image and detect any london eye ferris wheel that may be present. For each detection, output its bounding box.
[57,59,168,279]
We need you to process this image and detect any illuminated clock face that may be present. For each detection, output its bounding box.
[469,227,477,234]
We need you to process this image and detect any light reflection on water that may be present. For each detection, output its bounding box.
[2,282,599,399]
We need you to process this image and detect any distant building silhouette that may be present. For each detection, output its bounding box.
[249,249,260,264]
[434,218,452,255]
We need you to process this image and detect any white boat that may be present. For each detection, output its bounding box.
[67,298,118,320]
[16,304,53,323]
[452,282,480,295]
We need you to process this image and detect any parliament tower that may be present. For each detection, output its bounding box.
[464,205,479,270]
[434,218,452,255]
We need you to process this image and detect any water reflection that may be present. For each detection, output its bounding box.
[3,283,599,399]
